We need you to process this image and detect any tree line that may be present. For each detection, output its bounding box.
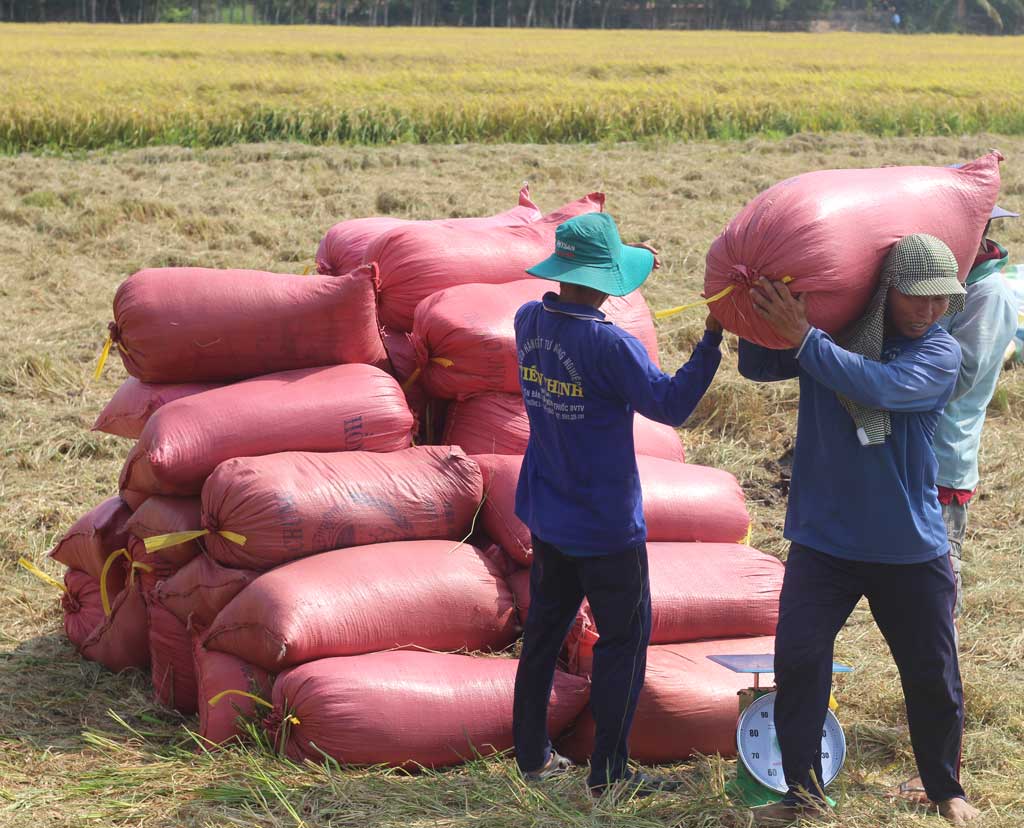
[1,0,1020,33]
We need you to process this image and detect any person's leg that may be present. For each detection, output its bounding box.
[513,536,585,774]
[867,554,966,805]
[941,501,968,623]
[578,543,652,790]
[772,544,863,806]
[897,503,969,803]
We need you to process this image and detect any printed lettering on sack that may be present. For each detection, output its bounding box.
[518,338,585,422]
[343,415,365,450]
[277,492,305,557]
[313,488,416,549]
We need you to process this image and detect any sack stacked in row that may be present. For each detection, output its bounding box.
[40,187,784,769]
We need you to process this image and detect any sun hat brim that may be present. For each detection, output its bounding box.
[525,244,653,297]
[895,276,967,298]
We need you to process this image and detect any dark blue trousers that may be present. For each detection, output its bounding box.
[774,543,964,804]
[513,535,651,788]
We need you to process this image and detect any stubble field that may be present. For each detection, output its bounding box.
[1,134,1023,827]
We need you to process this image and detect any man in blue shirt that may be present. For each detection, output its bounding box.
[738,234,979,826]
[511,212,723,796]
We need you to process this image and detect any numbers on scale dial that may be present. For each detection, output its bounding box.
[737,691,846,795]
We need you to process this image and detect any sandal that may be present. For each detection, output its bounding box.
[523,749,573,783]
[894,776,930,806]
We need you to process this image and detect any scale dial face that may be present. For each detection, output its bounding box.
[736,690,846,794]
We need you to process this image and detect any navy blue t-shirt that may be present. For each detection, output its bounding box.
[513,292,721,555]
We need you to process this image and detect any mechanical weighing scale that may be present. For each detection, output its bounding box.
[707,654,853,807]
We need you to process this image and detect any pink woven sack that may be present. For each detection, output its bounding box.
[80,579,150,673]
[367,192,605,331]
[119,365,414,496]
[705,152,1002,348]
[107,264,387,382]
[316,184,542,276]
[195,642,273,746]
[411,278,659,399]
[267,652,589,768]
[93,378,220,439]
[443,393,684,461]
[63,569,106,650]
[125,496,204,596]
[49,496,132,584]
[149,599,198,714]
[559,637,775,763]
[474,455,745,566]
[566,543,783,675]
[155,555,259,631]
[200,446,483,570]
[202,540,517,672]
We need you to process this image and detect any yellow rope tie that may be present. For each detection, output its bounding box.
[301,264,313,275]
[655,276,794,321]
[93,332,114,380]
[100,548,130,616]
[402,356,455,393]
[740,524,753,547]
[143,529,247,553]
[18,557,68,594]
[129,561,153,588]
[207,690,299,725]
[655,284,736,320]
[401,366,423,392]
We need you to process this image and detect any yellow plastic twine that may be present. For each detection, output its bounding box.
[18,557,68,594]
[208,689,300,725]
[100,548,130,616]
[143,529,247,553]
[93,332,114,380]
[655,276,794,320]
[93,328,130,379]
[740,524,753,547]
[130,561,153,581]
[401,357,456,392]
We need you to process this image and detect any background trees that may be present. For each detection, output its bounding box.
[1,0,1019,33]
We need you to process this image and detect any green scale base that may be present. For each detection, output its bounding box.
[727,686,836,809]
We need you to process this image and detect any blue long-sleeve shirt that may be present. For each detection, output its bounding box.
[514,292,721,555]
[738,325,961,564]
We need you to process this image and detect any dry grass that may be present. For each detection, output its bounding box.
[3,26,1024,150]
[1,134,1023,827]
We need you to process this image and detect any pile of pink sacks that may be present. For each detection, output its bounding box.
[42,185,784,769]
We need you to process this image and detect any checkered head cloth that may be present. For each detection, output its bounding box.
[838,234,966,447]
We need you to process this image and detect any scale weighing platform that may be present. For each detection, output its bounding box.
[707,654,853,807]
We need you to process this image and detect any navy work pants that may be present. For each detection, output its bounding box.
[513,535,651,789]
[774,543,965,804]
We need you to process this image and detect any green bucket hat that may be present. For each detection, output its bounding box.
[526,213,654,297]
[839,233,966,447]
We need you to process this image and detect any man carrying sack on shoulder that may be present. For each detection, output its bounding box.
[738,234,980,826]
